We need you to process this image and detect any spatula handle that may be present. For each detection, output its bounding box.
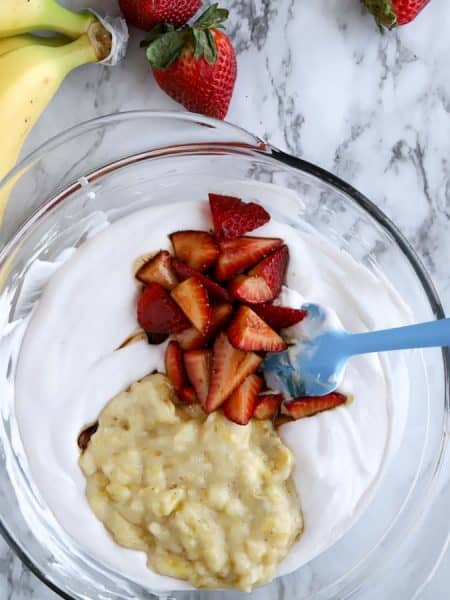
[344,318,450,357]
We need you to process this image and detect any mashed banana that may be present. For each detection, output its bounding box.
[79,374,302,591]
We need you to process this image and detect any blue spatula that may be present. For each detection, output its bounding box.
[263,303,450,397]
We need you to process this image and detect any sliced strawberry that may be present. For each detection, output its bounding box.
[274,414,294,427]
[178,387,198,404]
[228,306,287,352]
[223,374,263,425]
[184,349,211,406]
[171,277,211,334]
[135,250,178,289]
[165,341,187,390]
[229,274,273,304]
[249,245,289,296]
[204,332,262,413]
[253,393,283,420]
[170,230,219,272]
[285,392,347,419]
[173,303,233,350]
[208,302,234,334]
[209,193,270,239]
[229,245,289,303]
[214,236,283,281]
[137,283,190,334]
[251,304,307,330]
[172,327,204,352]
[172,258,231,302]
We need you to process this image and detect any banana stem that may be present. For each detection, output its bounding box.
[30,2,97,39]
[51,33,100,74]
[87,22,112,61]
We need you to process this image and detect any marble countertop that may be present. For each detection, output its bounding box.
[1,0,449,597]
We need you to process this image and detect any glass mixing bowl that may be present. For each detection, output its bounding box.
[0,112,448,600]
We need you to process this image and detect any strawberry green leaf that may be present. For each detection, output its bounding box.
[204,30,217,64]
[361,0,397,29]
[194,3,229,30]
[193,28,206,60]
[143,4,228,70]
[146,30,187,69]
[192,26,217,65]
[141,23,175,47]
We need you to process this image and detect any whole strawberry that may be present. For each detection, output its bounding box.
[119,0,201,31]
[362,0,430,29]
[144,4,237,119]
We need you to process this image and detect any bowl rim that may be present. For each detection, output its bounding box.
[0,110,448,600]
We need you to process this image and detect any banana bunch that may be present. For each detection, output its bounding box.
[0,0,120,223]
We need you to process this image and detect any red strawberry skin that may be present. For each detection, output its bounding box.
[152,30,237,120]
[215,236,282,281]
[249,245,289,297]
[228,306,287,352]
[223,374,263,425]
[135,250,178,289]
[170,230,219,272]
[362,0,429,27]
[172,258,231,303]
[251,304,307,330]
[171,277,211,334]
[209,194,270,239]
[204,332,262,413]
[253,394,283,420]
[229,246,289,304]
[165,341,187,390]
[285,393,347,419]
[392,0,429,24]
[137,283,190,333]
[119,0,201,31]
[184,349,211,406]
[173,303,233,350]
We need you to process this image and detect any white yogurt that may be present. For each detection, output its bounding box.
[14,200,410,591]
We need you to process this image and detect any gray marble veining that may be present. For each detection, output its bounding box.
[1,0,449,598]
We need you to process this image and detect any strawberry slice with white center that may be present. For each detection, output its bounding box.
[184,349,211,406]
[253,393,283,420]
[251,304,307,330]
[204,332,262,413]
[209,193,270,239]
[173,303,233,350]
[285,392,347,419]
[135,250,179,289]
[229,275,272,304]
[179,387,198,404]
[165,341,187,390]
[172,258,231,303]
[228,305,287,352]
[229,245,289,303]
[214,236,283,281]
[137,283,190,334]
[223,374,264,425]
[170,230,219,272]
[171,277,211,334]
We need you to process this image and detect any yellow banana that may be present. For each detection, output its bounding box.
[0,0,96,39]
[0,34,67,57]
[0,32,111,222]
